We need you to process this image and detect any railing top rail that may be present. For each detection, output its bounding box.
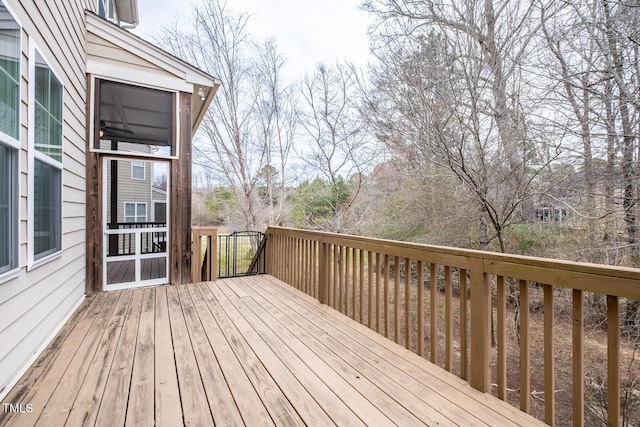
[266,226,640,299]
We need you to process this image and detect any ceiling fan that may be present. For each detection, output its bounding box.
[99,120,134,139]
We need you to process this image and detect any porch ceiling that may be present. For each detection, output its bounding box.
[99,80,173,145]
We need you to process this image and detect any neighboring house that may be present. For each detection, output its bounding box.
[0,0,219,398]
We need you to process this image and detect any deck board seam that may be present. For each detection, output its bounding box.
[203,281,305,426]
[229,278,414,426]
[259,275,544,426]
[216,280,349,426]
[0,293,107,426]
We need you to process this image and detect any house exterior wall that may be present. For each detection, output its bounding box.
[87,31,178,81]
[104,143,155,224]
[0,0,93,398]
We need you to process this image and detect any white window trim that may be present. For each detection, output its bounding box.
[97,0,118,23]
[0,1,22,283]
[124,202,147,223]
[131,160,145,180]
[28,40,64,270]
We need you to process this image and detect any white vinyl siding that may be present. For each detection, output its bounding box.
[0,0,90,399]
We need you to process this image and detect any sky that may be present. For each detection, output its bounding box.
[132,0,374,79]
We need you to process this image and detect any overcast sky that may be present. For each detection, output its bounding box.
[132,0,373,79]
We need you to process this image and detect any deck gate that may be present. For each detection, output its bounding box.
[217,231,266,278]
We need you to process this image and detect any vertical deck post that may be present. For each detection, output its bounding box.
[319,239,329,304]
[470,257,491,392]
[191,227,217,282]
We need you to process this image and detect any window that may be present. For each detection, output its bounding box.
[124,202,146,223]
[97,0,117,22]
[33,160,61,258]
[0,1,20,140]
[0,1,20,277]
[131,160,145,180]
[34,51,62,162]
[0,144,17,274]
[29,44,63,265]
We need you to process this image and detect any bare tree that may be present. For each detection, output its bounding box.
[296,63,376,232]
[363,0,558,252]
[157,0,295,231]
[251,39,297,227]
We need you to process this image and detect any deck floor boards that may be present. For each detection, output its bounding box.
[1,275,545,426]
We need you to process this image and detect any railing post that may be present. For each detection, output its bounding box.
[208,228,217,281]
[191,227,217,282]
[319,239,328,304]
[192,228,202,283]
[470,256,491,392]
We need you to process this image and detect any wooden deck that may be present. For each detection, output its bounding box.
[0,275,543,426]
[106,257,167,285]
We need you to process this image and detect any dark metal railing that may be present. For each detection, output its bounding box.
[218,231,266,278]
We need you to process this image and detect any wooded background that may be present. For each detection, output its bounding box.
[158,1,640,424]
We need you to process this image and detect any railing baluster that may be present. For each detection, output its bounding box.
[376,253,382,334]
[405,258,411,350]
[607,295,620,427]
[394,256,400,344]
[430,263,438,364]
[311,242,320,298]
[319,240,328,304]
[298,238,303,290]
[339,246,344,313]
[445,265,453,371]
[460,269,468,381]
[332,244,337,309]
[304,239,313,295]
[417,261,424,357]
[335,245,340,308]
[544,283,555,425]
[368,251,374,329]
[352,247,357,320]
[520,279,530,413]
[384,255,390,339]
[573,289,584,427]
[359,249,365,324]
[497,275,507,400]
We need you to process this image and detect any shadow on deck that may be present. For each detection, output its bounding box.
[0,276,543,426]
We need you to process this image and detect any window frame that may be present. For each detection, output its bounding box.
[124,202,147,223]
[97,0,117,23]
[28,41,64,269]
[131,160,145,180]
[0,0,21,283]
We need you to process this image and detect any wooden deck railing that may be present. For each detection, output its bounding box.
[264,226,640,426]
[192,227,217,282]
